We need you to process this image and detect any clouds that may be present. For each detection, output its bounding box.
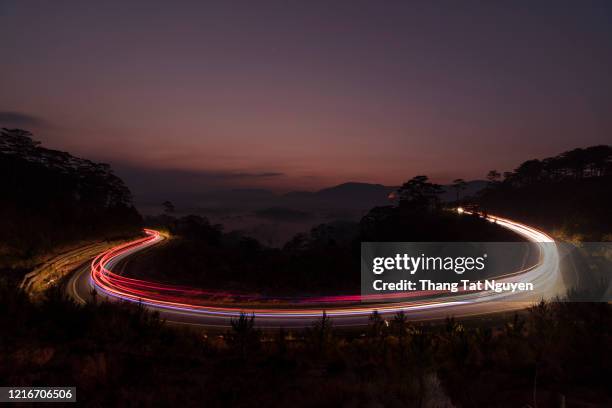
[111,163,286,204]
[229,171,284,179]
[0,111,47,128]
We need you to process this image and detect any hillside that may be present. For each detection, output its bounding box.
[477,145,612,241]
[0,128,142,271]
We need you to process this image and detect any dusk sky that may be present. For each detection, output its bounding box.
[1,1,611,196]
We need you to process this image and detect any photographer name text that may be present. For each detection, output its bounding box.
[372,279,534,293]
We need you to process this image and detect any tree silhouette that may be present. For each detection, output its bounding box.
[397,175,443,211]
[161,200,175,214]
[583,145,612,176]
[368,310,387,340]
[229,312,260,359]
[451,178,468,202]
[391,311,408,338]
[488,145,611,187]
[486,170,501,184]
[514,159,543,184]
[307,311,334,356]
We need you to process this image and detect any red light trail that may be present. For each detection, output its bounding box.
[70,212,562,326]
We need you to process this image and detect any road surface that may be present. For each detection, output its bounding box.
[66,213,564,329]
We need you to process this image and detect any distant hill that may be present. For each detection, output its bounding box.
[284,182,397,209]
[160,179,488,248]
[284,180,487,207]
[178,180,487,221]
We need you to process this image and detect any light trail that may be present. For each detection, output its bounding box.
[75,213,563,326]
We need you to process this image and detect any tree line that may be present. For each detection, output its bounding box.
[486,145,611,187]
[476,145,612,241]
[0,128,142,270]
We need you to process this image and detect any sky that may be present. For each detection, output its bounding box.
[1,0,611,198]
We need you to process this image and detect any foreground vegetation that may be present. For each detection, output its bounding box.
[1,278,609,407]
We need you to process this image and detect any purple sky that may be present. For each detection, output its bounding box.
[1,1,611,195]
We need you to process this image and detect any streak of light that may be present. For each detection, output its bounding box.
[88,213,561,320]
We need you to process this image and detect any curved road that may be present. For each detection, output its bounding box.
[66,213,563,329]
